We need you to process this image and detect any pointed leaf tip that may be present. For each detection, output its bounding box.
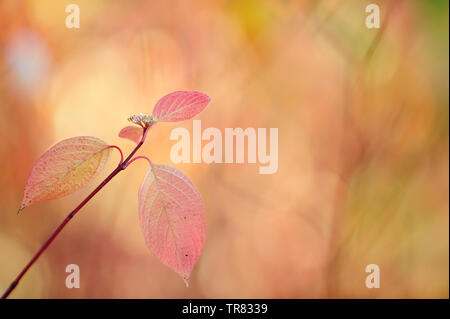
[138,164,206,282]
[152,91,210,122]
[118,125,144,144]
[19,136,111,211]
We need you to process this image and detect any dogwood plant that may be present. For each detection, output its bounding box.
[2,91,210,298]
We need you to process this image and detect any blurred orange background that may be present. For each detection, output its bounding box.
[0,0,448,298]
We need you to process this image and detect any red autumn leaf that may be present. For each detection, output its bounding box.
[152,91,210,122]
[19,136,111,212]
[118,125,143,144]
[138,164,206,285]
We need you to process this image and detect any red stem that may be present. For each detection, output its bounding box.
[107,145,124,164]
[1,134,147,299]
[122,155,152,169]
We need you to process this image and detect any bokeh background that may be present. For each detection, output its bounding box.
[0,0,448,298]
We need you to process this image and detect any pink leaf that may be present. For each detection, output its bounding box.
[152,91,210,122]
[118,125,143,144]
[138,164,206,285]
[19,136,111,212]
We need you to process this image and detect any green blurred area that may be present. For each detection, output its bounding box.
[0,0,448,298]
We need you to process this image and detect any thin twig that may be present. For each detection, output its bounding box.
[1,128,148,299]
[123,155,152,169]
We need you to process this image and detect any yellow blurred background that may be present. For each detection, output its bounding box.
[0,0,448,298]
